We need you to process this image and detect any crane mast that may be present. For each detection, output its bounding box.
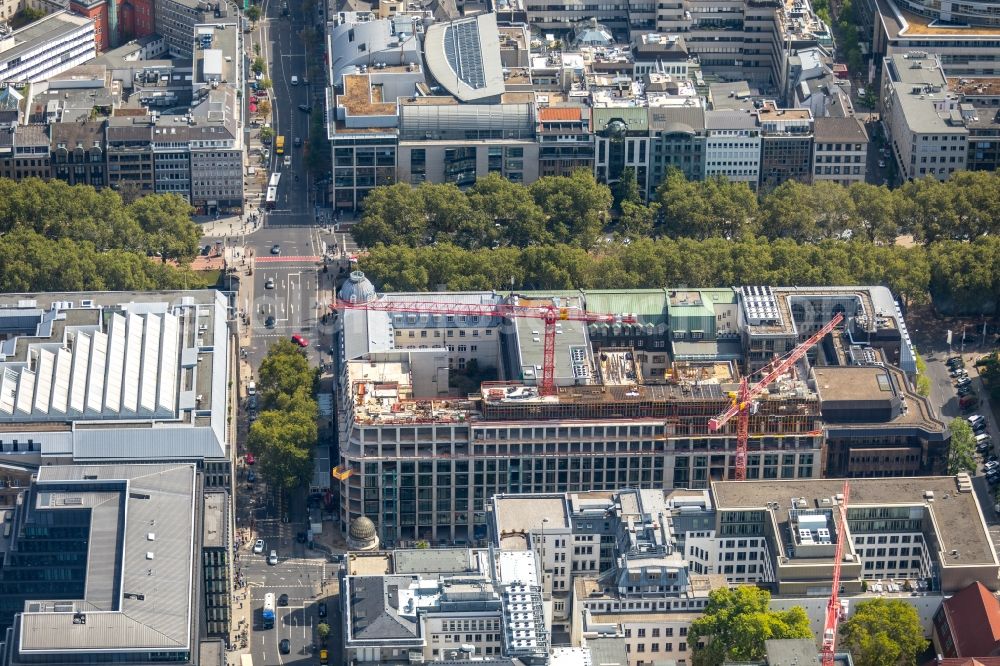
[709,313,844,480]
[822,481,851,666]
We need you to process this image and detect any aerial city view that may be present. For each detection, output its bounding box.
[0,0,999,661]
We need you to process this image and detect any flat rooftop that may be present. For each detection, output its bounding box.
[813,366,893,402]
[947,77,1000,96]
[0,11,92,65]
[339,73,398,117]
[18,464,197,653]
[493,495,571,535]
[712,476,997,565]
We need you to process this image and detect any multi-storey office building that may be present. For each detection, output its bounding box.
[335,276,827,545]
[49,120,107,187]
[0,291,234,489]
[0,463,222,665]
[757,102,815,189]
[0,12,96,82]
[703,109,762,188]
[536,105,594,178]
[881,53,969,181]
[336,275,947,545]
[341,547,549,664]
[812,116,869,186]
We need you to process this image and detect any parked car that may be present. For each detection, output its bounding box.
[253,538,265,554]
[248,394,259,409]
[956,378,972,389]
[958,385,973,396]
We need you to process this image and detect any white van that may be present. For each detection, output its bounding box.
[247,381,256,396]
[976,433,993,445]
[291,75,299,85]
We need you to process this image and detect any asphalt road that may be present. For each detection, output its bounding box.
[259,0,314,226]
[244,547,332,665]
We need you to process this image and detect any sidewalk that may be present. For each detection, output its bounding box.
[197,213,264,240]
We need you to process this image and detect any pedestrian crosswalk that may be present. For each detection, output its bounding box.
[255,255,321,263]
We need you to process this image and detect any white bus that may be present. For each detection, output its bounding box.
[265,186,278,210]
[269,172,281,189]
[262,592,275,629]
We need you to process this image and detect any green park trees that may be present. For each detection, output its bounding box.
[689,586,812,665]
[353,168,1000,315]
[839,598,927,666]
[0,178,210,292]
[248,341,319,492]
[948,417,978,474]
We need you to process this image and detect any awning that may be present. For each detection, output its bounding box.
[249,104,258,113]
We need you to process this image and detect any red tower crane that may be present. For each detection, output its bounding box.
[335,297,634,396]
[822,481,851,666]
[708,312,844,480]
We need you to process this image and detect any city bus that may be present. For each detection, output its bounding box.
[275,135,285,155]
[241,656,254,666]
[265,186,278,210]
[269,172,281,189]
[262,592,275,629]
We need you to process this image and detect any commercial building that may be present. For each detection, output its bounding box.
[757,102,815,189]
[812,116,869,186]
[335,275,939,545]
[933,581,1000,658]
[341,546,549,664]
[69,0,155,52]
[536,105,594,178]
[156,0,229,58]
[0,290,233,487]
[0,124,50,180]
[881,53,969,181]
[106,114,155,194]
[481,474,996,664]
[0,11,96,82]
[0,463,217,665]
[49,119,107,187]
[703,109,762,188]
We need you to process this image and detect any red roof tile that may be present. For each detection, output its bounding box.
[538,107,582,121]
[943,582,1000,657]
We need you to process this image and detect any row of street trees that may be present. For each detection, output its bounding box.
[0,178,211,291]
[356,235,1000,314]
[246,341,319,492]
[353,170,1000,250]
[691,587,927,666]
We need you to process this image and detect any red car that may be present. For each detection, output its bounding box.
[291,334,309,347]
[246,453,255,465]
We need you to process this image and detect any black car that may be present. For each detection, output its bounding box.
[975,422,989,434]
[278,593,289,606]
[279,639,291,654]
[318,602,328,618]
[201,244,211,256]
[248,394,259,409]
[265,315,276,328]
[298,104,312,113]
[270,244,281,255]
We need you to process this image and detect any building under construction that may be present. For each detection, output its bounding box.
[334,274,947,545]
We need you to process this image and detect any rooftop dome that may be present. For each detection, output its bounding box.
[349,516,377,541]
[338,270,376,305]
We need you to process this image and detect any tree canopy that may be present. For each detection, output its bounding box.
[0,178,211,292]
[839,598,927,666]
[354,169,1000,314]
[689,586,812,665]
[248,340,319,492]
[948,417,978,474]
[356,235,1000,314]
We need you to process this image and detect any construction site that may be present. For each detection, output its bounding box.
[332,274,947,546]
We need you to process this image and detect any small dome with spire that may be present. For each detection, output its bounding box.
[338,271,376,305]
